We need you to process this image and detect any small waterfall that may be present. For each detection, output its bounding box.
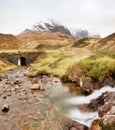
[65,86,115,127]
[18,57,21,66]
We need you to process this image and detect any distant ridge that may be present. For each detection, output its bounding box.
[0,20,114,50]
[89,33,115,51]
[0,33,24,49]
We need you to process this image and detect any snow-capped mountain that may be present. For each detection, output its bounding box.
[22,20,101,39]
[70,28,101,39]
[23,19,72,37]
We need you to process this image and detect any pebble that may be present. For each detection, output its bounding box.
[39,85,45,91]
[14,79,19,84]
[30,84,40,90]
[2,95,7,99]
[7,92,11,96]
[18,94,27,100]
[1,104,10,112]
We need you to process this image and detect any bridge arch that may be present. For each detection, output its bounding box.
[18,57,27,66]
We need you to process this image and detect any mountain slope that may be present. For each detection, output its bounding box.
[0,33,24,49]
[17,20,74,49]
[32,20,72,36]
[73,37,100,48]
[88,33,115,51]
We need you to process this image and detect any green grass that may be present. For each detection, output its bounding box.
[73,37,97,48]
[79,56,115,81]
[28,50,76,77]
[68,51,115,81]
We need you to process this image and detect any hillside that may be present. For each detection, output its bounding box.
[0,33,24,49]
[17,20,74,49]
[73,37,100,48]
[0,20,74,50]
[88,33,115,51]
[17,31,74,49]
[0,57,16,73]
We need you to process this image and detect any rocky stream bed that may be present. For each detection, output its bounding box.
[0,67,115,130]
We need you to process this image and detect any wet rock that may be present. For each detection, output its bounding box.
[90,120,102,130]
[107,106,115,115]
[70,127,77,130]
[81,77,94,95]
[30,84,40,90]
[91,92,115,130]
[98,102,112,117]
[99,76,115,88]
[89,92,108,111]
[1,104,10,112]
[67,120,89,130]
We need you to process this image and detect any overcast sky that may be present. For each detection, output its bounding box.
[0,0,115,37]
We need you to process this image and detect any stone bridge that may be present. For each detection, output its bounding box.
[0,51,45,66]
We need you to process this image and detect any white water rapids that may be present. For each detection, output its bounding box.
[64,86,115,127]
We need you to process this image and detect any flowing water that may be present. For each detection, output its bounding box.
[65,86,115,127]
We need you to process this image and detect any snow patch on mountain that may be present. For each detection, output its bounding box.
[23,19,72,37]
[70,28,101,39]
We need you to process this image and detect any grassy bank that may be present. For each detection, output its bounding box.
[27,49,115,84]
[28,50,76,77]
[66,51,115,82]
[0,58,16,74]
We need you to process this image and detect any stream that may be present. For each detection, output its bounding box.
[0,67,115,130]
[0,67,80,130]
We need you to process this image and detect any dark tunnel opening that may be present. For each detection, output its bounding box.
[19,57,27,66]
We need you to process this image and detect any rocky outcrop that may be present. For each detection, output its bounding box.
[80,75,115,95]
[89,92,108,111]
[67,119,89,130]
[80,77,94,95]
[90,92,115,130]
